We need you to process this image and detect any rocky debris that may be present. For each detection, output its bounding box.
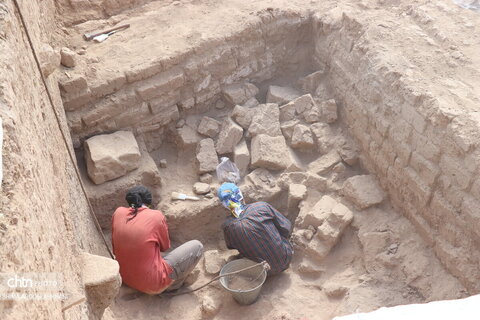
[199,173,213,184]
[216,119,243,154]
[39,43,60,77]
[323,281,348,298]
[308,151,341,175]
[201,295,222,317]
[279,101,297,122]
[278,171,308,190]
[196,138,219,174]
[197,116,221,138]
[320,99,338,123]
[310,122,335,153]
[59,74,88,94]
[193,182,211,195]
[288,184,307,212]
[215,99,226,109]
[266,85,301,105]
[176,119,186,128]
[81,252,121,320]
[159,159,167,168]
[84,131,141,185]
[251,134,292,170]
[244,97,259,108]
[234,140,250,175]
[338,140,359,166]
[242,168,282,202]
[280,120,300,142]
[291,124,315,149]
[291,226,316,250]
[232,105,254,129]
[248,103,282,137]
[222,82,259,105]
[60,47,76,68]
[342,175,385,209]
[176,125,200,148]
[203,249,238,275]
[305,172,328,192]
[302,196,353,261]
[298,70,324,93]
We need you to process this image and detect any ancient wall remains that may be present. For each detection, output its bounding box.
[61,11,313,151]
[312,9,480,292]
[0,0,110,318]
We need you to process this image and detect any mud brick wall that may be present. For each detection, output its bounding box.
[62,11,313,151]
[313,10,480,292]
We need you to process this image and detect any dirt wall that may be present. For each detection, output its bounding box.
[313,7,480,292]
[0,0,110,318]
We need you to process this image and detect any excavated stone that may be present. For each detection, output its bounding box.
[338,141,359,166]
[222,82,259,105]
[281,120,300,142]
[285,94,317,116]
[59,74,88,94]
[278,171,308,190]
[60,47,77,68]
[323,282,348,298]
[215,99,226,109]
[291,124,315,149]
[308,150,341,175]
[199,173,213,184]
[176,125,200,148]
[321,99,338,123]
[288,184,307,212]
[197,116,221,138]
[266,85,301,105]
[310,122,335,153]
[201,295,222,317]
[203,249,238,275]
[251,134,292,170]
[193,182,211,195]
[84,131,141,185]
[342,175,385,209]
[232,105,254,129]
[242,168,282,202]
[196,138,219,174]
[305,172,328,192]
[243,97,259,108]
[216,119,243,154]
[279,102,297,122]
[81,252,121,320]
[298,70,324,93]
[234,140,250,175]
[39,43,60,77]
[248,103,282,137]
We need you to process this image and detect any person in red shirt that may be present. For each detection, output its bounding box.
[112,185,203,294]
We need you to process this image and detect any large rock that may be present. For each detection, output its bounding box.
[298,70,324,93]
[234,140,250,175]
[216,119,243,154]
[291,124,315,149]
[197,116,221,138]
[242,168,282,202]
[60,47,77,68]
[308,151,341,175]
[176,125,200,148]
[232,105,254,129]
[251,134,292,170]
[266,85,301,105]
[248,103,282,137]
[193,182,211,195]
[341,175,385,209]
[222,82,259,105]
[196,138,219,174]
[84,131,141,185]
[281,120,300,142]
[320,99,338,123]
[81,252,121,320]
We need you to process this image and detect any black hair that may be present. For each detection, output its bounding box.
[125,185,153,222]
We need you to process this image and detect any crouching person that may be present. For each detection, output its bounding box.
[112,186,203,294]
[217,183,293,274]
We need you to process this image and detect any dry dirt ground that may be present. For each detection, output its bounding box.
[51,0,480,319]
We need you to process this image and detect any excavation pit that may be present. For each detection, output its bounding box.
[62,5,478,318]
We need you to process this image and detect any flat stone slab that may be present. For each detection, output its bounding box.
[251,134,292,170]
[342,175,385,209]
[84,131,141,185]
[248,103,282,137]
[196,138,219,174]
[266,85,301,105]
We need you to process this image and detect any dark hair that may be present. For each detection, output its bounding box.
[125,186,152,222]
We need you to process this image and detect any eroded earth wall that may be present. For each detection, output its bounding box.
[0,1,109,318]
[313,7,480,292]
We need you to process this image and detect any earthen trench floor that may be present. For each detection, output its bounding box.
[59,1,478,319]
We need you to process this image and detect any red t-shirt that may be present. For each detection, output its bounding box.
[112,207,173,294]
